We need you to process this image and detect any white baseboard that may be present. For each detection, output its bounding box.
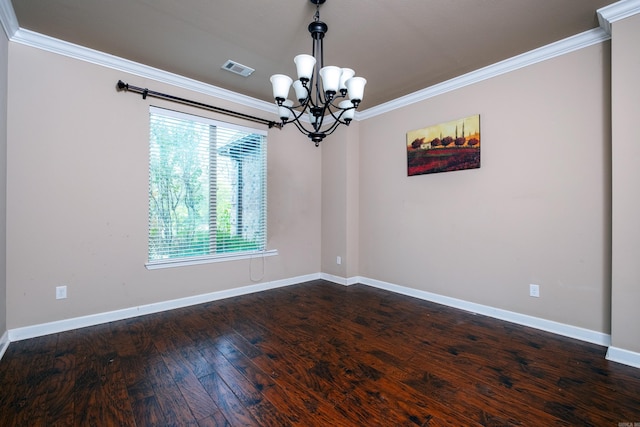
[4,273,634,370]
[319,273,348,286]
[320,273,360,286]
[0,330,9,361]
[358,276,612,347]
[606,346,640,369]
[7,273,321,343]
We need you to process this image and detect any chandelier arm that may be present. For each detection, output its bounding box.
[288,102,319,134]
[326,107,353,125]
[301,88,320,111]
[314,81,326,107]
[325,92,347,108]
[281,99,325,133]
[318,118,347,138]
[324,94,354,124]
[281,104,308,124]
[290,117,318,137]
[328,98,354,120]
[293,80,324,112]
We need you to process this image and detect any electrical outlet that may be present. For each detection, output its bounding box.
[56,285,67,300]
[336,256,342,265]
[529,284,540,298]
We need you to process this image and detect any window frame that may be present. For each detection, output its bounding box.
[145,106,276,270]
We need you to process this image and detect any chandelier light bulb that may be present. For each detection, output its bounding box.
[292,80,308,103]
[270,74,293,102]
[339,68,355,93]
[294,54,316,81]
[338,100,355,122]
[319,66,342,95]
[345,76,367,104]
[278,100,294,120]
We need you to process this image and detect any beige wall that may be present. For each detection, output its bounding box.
[321,125,348,277]
[321,121,360,278]
[358,42,612,333]
[611,13,640,353]
[0,27,7,336]
[3,12,636,362]
[6,43,322,329]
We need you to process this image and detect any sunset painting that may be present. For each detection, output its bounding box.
[407,115,480,176]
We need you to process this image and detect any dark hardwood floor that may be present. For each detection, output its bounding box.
[1,280,639,426]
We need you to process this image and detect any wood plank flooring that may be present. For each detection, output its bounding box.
[1,280,639,426]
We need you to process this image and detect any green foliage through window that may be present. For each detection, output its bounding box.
[148,107,267,263]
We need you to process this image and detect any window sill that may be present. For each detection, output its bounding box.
[145,249,278,270]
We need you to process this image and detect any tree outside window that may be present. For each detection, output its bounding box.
[148,107,266,265]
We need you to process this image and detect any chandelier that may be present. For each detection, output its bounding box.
[270,0,367,146]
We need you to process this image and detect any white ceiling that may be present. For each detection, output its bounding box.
[9,0,618,109]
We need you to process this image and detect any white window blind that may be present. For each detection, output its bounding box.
[147,107,267,266]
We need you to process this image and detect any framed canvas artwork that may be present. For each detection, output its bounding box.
[407,115,480,176]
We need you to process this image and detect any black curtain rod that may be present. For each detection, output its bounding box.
[116,80,280,129]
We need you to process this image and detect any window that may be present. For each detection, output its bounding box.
[147,107,267,268]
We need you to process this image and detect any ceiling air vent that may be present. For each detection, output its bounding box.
[222,60,255,77]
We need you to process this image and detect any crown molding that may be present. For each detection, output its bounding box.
[2,0,633,123]
[10,28,277,115]
[357,27,610,120]
[0,0,18,39]
[597,0,640,35]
